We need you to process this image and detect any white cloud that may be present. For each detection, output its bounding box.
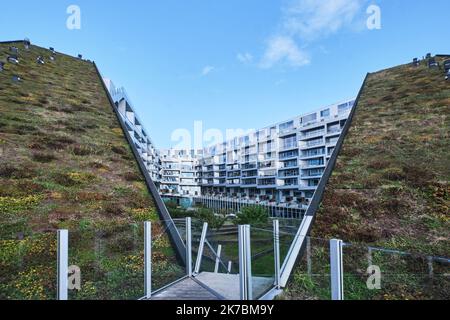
[201,66,215,76]
[237,52,253,64]
[283,0,365,40]
[260,36,310,69]
[260,0,366,69]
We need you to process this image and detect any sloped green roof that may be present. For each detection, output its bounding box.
[0,41,156,236]
[313,55,450,256]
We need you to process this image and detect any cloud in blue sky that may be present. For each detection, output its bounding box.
[201,65,215,76]
[237,52,253,64]
[260,0,367,69]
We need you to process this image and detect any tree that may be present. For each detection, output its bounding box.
[234,206,269,226]
[195,207,227,230]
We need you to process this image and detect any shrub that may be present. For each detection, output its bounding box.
[165,200,179,210]
[234,206,269,227]
[195,207,227,230]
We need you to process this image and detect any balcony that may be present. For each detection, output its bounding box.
[279,141,298,152]
[279,127,297,137]
[327,128,342,135]
[259,170,277,177]
[300,129,325,140]
[279,171,299,178]
[279,153,299,160]
[241,164,257,171]
[300,152,325,160]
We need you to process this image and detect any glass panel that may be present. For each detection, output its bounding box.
[277,219,300,265]
[195,223,241,300]
[68,223,144,300]
[285,237,331,300]
[342,243,450,300]
[151,220,185,293]
[250,227,275,299]
[0,232,57,300]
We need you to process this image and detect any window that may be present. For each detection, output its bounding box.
[281,135,297,149]
[321,109,330,118]
[326,136,339,145]
[302,113,317,124]
[303,147,325,157]
[283,159,298,168]
[338,102,351,114]
[279,121,294,133]
[307,158,324,166]
[279,150,299,159]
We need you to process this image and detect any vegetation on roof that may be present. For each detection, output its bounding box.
[0,41,180,299]
[284,55,450,300]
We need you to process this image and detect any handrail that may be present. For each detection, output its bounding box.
[92,62,186,265]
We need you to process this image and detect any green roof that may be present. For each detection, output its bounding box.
[0,41,157,235]
[313,55,450,256]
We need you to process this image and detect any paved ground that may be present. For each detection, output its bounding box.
[151,278,221,300]
[150,272,274,300]
[194,272,274,300]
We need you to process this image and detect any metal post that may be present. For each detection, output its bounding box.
[227,261,232,274]
[307,237,312,276]
[427,256,434,280]
[214,245,222,273]
[330,239,344,300]
[238,225,253,300]
[144,221,152,299]
[194,222,208,274]
[273,220,281,289]
[186,217,192,277]
[57,230,68,300]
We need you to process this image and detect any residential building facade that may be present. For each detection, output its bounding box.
[103,76,354,211]
[159,149,202,197]
[104,78,161,184]
[194,99,355,209]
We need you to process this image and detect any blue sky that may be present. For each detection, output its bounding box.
[1,0,449,148]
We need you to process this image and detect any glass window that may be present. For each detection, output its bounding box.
[279,121,294,132]
[302,113,317,124]
[321,109,330,118]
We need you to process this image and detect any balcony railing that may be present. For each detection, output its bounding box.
[301,130,325,138]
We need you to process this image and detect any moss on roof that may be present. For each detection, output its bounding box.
[0,41,157,236]
[312,56,450,257]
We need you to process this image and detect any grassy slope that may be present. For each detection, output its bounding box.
[0,42,156,234]
[0,42,181,299]
[284,56,450,300]
[313,56,449,256]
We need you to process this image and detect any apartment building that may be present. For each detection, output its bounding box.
[102,78,354,210]
[103,78,161,184]
[195,99,355,209]
[159,149,202,197]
